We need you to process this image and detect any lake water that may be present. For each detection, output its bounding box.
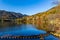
[0,24,59,40]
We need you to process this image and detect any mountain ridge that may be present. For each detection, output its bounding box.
[0,10,27,19]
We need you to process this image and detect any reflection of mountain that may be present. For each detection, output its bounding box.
[25,5,60,32]
[0,10,27,19]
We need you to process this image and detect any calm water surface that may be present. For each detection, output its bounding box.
[0,24,59,40]
[0,24,46,36]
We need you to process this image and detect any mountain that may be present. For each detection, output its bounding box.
[33,5,60,16]
[0,10,27,19]
[25,5,60,31]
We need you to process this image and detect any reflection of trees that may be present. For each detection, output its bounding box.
[0,22,15,27]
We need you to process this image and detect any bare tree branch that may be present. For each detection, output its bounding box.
[52,0,60,5]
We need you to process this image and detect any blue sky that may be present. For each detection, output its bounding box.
[0,0,56,15]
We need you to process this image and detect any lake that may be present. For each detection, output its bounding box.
[0,23,59,40]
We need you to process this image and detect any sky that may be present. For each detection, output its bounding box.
[0,0,58,15]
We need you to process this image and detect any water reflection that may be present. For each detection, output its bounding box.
[0,22,46,36]
[0,22,59,40]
